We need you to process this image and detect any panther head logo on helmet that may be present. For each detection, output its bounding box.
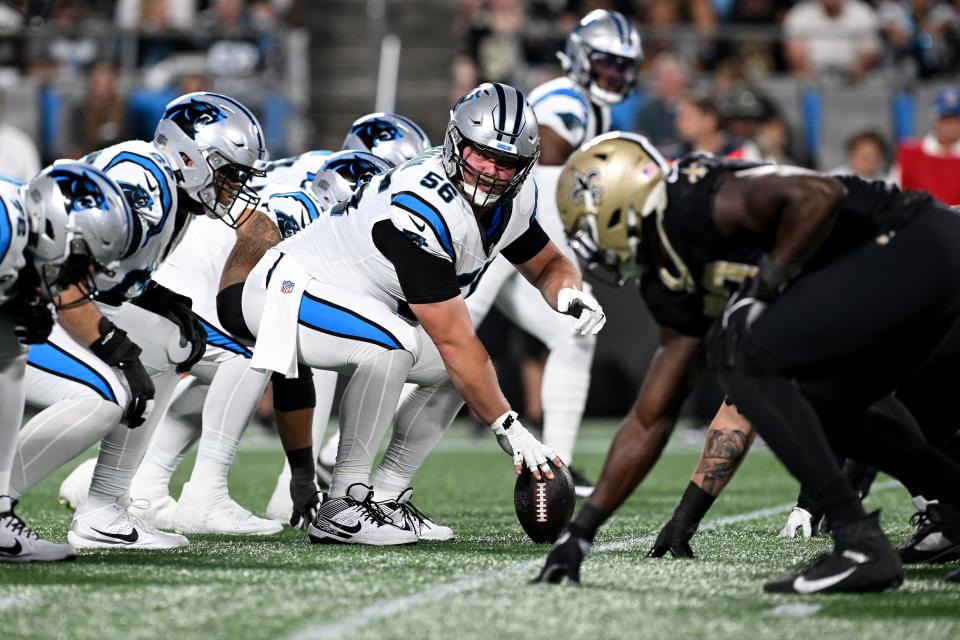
[47,167,107,213]
[350,119,401,150]
[163,98,225,140]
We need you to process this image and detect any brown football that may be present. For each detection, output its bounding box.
[513,460,576,543]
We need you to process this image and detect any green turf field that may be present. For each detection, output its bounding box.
[3,421,958,640]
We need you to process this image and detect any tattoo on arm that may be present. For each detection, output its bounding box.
[219,211,281,291]
[694,427,751,495]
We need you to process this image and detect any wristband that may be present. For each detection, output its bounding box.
[488,410,518,436]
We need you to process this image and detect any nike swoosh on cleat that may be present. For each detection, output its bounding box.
[793,567,857,593]
[90,527,139,543]
[408,215,426,232]
[330,520,362,535]
[0,540,22,555]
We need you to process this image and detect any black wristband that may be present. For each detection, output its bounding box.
[88,318,140,367]
[569,503,609,544]
[672,481,716,526]
[285,446,315,480]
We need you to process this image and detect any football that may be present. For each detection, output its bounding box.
[513,460,576,543]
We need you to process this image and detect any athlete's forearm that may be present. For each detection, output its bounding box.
[219,210,281,292]
[56,286,105,346]
[690,402,756,497]
[535,253,581,311]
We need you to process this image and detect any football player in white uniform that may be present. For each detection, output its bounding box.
[463,10,641,497]
[0,163,134,561]
[229,83,605,545]
[11,92,267,550]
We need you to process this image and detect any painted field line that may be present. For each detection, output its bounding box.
[288,481,900,640]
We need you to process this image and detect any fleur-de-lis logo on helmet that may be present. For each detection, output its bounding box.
[47,167,107,212]
[570,168,603,208]
[163,98,225,140]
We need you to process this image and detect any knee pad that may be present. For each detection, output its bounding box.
[216,283,254,341]
[272,365,315,412]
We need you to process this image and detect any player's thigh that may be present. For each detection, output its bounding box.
[107,302,191,375]
[407,326,450,387]
[295,280,422,374]
[466,256,516,326]
[25,322,128,409]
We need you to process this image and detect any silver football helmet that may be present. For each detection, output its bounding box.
[309,150,392,211]
[341,112,431,167]
[154,92,267,227]
[25,162,135,307]
[442,83,540,210]
[558,10,642,106]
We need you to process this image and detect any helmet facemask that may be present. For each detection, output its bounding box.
[587,51,638,106]
[38,236,115,310]
[447,126,538,210]
[196,150,266,228]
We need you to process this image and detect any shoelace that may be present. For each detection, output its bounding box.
[393,500,434,533]
[116,497,159,533]
[0,508,39,540]
[352,497,391,526]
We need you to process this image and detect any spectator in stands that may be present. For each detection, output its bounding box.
[830,130,891,180]
[720,85,767,143]
[452,0,528,100]
[675,94,762,160]
[0,93,40,181]
[754,114,797,165]
[783,0,881,81]
[878,0,959,78]
[634,53,687,159]
[79,61,126,155]
[116,0,196,30]
[894,86,960,204]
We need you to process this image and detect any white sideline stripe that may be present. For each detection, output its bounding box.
[287,481,900,640]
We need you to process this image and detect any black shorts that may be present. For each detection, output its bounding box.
[740,202,960,412]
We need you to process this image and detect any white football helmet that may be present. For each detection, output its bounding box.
[153,92,267,227]
[558,10,642,106]
[309,150,392,211]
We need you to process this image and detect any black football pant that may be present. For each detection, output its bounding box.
[720,203,960,529]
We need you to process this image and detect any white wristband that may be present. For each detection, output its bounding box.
[488,410,518,436]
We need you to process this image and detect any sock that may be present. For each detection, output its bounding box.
[0,352,26,498]
[540,333,594,465]
[673,482,716,526]
[329,350,413,498]
[569,503,609,543]
[142,376,206,474]
[310,369,338,461]
[286,446,314,483]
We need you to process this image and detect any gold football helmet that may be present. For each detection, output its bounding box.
[557,131,670,284]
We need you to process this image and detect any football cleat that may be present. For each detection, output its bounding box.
[568,466,595,499]
[375,488,455,541]
[172,480,282,535]
[764,511,902,594]
[68,494,189,550]
[648,518,698,558]
[307,483,417,546]
[58,457,96,511]
[0,496,76,562]
[898,499,960,564]
[266,461,293,524]
[532,526,592,584]
[126,473,179,532]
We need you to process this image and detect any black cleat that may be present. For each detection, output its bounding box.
[898,501,960,564]
[568,466,594,499]
[764,511,903,594]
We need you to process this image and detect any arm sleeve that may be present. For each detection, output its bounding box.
[372,220,460,304]
[501,218,550,264]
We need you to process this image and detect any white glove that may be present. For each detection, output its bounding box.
[489,410,559,476]
[557,287,606,336]
[779,507,814,539]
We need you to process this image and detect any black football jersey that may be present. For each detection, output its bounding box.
[639,155,932,337]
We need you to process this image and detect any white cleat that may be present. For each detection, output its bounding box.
[126,486,178,532]
[265,461,294,525]
[58,458,97,511]
[68,495,189,550]
[0,496,76,562]
[173,480,282,535]
[376,488,455,542]
[307,483,418,546]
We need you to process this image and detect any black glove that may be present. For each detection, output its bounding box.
[132,281,206,373]
[289,476,321,531]
[532,526,592,584]
[647,518,698,558]
[8,296,55,345]
[89,318,155,428]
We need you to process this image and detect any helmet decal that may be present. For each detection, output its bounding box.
[325,156,383,185]
[163,98,225,140]
[47,167,107,212]
[350,119,401,149]
[117,181,155,213]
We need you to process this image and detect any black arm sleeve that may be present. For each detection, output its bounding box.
[372,220,460,304]
[501,219,550,264]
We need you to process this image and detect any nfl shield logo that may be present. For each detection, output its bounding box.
[280,280,295,294]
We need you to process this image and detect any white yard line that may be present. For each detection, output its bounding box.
[288,481,900,640]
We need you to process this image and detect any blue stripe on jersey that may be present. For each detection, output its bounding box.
[27,342,118,403]
[531,89,590,121]
[390,191,455,260]
[298,292,401,351]
[197,316,252,358]
[103,151,173,243]
[0,195,11,267]
[270,191,321,222]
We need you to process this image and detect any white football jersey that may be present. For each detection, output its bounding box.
[0,176,29,306]
[251,150,332,192]
[277,148,539,311]
[82,140,184,305]
[153,183,323,319]
[528,77,611,149]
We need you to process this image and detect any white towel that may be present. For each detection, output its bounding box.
[249,251,309,379]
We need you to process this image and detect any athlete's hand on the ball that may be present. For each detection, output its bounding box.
[557,287,606,336]
[489,411,560,480]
